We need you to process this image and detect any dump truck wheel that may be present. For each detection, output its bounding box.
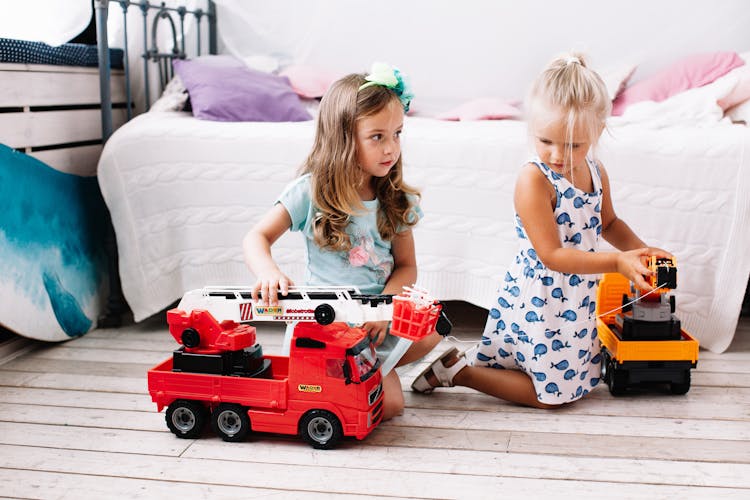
[670,371,691,395]
[607,360,628,396]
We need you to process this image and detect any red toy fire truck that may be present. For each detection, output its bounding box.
[147,286,448,449]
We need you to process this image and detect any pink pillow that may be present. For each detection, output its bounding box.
[436,98,522,121]
[279,64,343,99]
[612,52,745,116]
[717,66,750,111]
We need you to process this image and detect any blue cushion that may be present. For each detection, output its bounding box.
[0,144,108,340]
[0,37,124,68]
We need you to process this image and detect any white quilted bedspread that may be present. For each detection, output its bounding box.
[98,111,750,352]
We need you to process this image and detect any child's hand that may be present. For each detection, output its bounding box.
[616,247,673,290]
[251,271,294,305]
[363,320,389,347]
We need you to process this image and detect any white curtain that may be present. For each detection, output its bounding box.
[212,0,750,115]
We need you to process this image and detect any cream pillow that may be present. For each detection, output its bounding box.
[726,99,750,124]
[150,75,189,112]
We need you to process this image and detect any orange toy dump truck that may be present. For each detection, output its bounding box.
[597,258,699,396]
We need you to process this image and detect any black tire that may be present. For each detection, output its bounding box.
[299,410,343,449]
[670,371,691,395]
[600,349,612,384]
[607,360,628,396]
[314,304,335,325]
[165,399,207,439]
[181,328,200,348]
[211,403,251,442]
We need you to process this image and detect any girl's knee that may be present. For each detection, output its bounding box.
[531,397,576,410]
[382,392,404,420]
[532,400,563,410]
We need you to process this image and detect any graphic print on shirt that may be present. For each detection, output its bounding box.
[345,227,393,285]
[473,157,604,404]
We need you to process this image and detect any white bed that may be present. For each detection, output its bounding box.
[97,109,750,353]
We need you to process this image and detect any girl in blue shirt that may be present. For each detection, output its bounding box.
[243,63,440,420]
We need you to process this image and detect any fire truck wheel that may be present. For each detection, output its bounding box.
[166,400,207,439]
[181,328,200,348]
[314,304,335,325]
[211,403,251,442]
[299,410,343,449]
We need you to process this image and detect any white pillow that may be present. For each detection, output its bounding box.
[241,54,280,73]
[597,62,638,101]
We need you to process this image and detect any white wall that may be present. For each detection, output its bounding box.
[214,0,750,114]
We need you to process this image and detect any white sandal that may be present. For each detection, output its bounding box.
[411,347,467,394]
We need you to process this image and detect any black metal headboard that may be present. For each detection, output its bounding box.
[92,0,216,325]
[94,0,217,143]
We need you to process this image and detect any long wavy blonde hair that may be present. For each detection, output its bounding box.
[527,52,611,169]
[300,73,420,252]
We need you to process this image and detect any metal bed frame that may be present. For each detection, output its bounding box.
[93,0,217,323]
[95,0,217,140]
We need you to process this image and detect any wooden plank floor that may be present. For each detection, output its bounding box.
[1,303,749,499]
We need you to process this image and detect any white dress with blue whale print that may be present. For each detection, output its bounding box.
[472,157,603,404]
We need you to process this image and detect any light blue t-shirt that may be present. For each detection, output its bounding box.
[277,174,422,294]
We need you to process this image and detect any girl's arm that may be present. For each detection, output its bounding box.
[363,228,418,345]
[242,203,295,304]
[515,162,670,290]
[382,228,418,295]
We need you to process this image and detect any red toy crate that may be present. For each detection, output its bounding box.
[390,295,441,341]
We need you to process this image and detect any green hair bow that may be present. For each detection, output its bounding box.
[359,62,414,113]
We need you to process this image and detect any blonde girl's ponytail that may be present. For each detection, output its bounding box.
[526,52,611,181]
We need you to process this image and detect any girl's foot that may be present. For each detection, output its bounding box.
[410,347,467,394]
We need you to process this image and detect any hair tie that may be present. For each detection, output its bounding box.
[359,62,414,113]
[565,56,581,66]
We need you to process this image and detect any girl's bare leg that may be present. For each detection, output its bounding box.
[397,331,442,366]
[381,369,405,420]
[423,351,562,410]
[454,365,559,409]
[379,332,442,421]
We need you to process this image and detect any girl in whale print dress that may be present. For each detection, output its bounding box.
[411,53,672,407]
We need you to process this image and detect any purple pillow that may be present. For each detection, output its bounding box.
[173,56,311,122]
